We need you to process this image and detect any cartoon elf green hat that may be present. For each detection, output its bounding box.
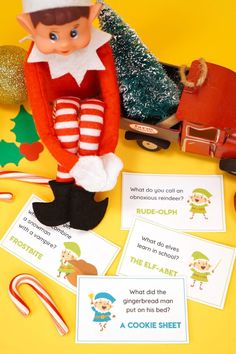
[192,188,212,198]
[191,251,209,261]
[64,242,81,258]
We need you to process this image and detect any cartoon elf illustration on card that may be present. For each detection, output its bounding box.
[89,292,116,331]
[189,251,221,290]
[57,241,81,279]
[187,188,212,220]
[58,242,97,287]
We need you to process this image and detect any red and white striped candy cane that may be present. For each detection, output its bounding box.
[0,171,50,184]
[9,274,69,336]
[0,192,13,201]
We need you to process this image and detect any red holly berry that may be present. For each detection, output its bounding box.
[19,142,44,161]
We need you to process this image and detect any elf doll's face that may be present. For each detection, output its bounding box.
[17,3,101,56]
[34,17,91,55]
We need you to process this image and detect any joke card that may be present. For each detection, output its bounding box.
[122,173,225,232]
[0,195,120,293]
[76,276,189,344]
[117,218,235,309]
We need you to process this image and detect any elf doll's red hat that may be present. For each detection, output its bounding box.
[23,0,93,13]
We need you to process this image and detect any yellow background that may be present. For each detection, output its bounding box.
[0,0,236,353]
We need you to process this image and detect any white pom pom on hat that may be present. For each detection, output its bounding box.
[23,0,93,13]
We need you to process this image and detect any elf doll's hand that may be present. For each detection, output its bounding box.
[69,156,107,192]
[99,153,123,191]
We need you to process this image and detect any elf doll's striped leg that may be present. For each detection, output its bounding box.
[54,97,80,182]
[79,98,104,157]
[70,98,108,231]
[33,97,80,227]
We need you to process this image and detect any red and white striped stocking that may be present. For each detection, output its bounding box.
[79,98,104,156]
[54,97,80,183]
[53,97,104,183]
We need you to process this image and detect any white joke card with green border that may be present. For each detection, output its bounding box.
[117,217,235,309]
[0,195,120,293]
[76,276,189,344]
[122,173,225,232]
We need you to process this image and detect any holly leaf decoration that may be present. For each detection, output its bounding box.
[0,140,24,166]
[11,105,40,144]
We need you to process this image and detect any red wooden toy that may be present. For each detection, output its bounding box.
[122,59,236,174]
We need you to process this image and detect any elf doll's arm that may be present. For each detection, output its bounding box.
[24,55,78,172]
[97,42,121,155]
[89,42,123,191]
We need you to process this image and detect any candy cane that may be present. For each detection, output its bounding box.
[9,274,69,336]
[0,171,50,184]
[0,192,13,201]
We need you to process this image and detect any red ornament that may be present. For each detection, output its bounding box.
[19,142,44,161]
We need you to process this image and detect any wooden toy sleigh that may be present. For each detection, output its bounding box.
[121,59,236,174]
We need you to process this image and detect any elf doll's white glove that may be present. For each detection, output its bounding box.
[69,153,123,192]
[99,153,123,192]
[69,156,107,192]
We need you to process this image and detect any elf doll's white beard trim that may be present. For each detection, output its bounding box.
[27,28,111,86]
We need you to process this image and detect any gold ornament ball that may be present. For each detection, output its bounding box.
[0,45,27,105]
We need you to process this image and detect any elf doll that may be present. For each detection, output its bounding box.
[17,0,123,230]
